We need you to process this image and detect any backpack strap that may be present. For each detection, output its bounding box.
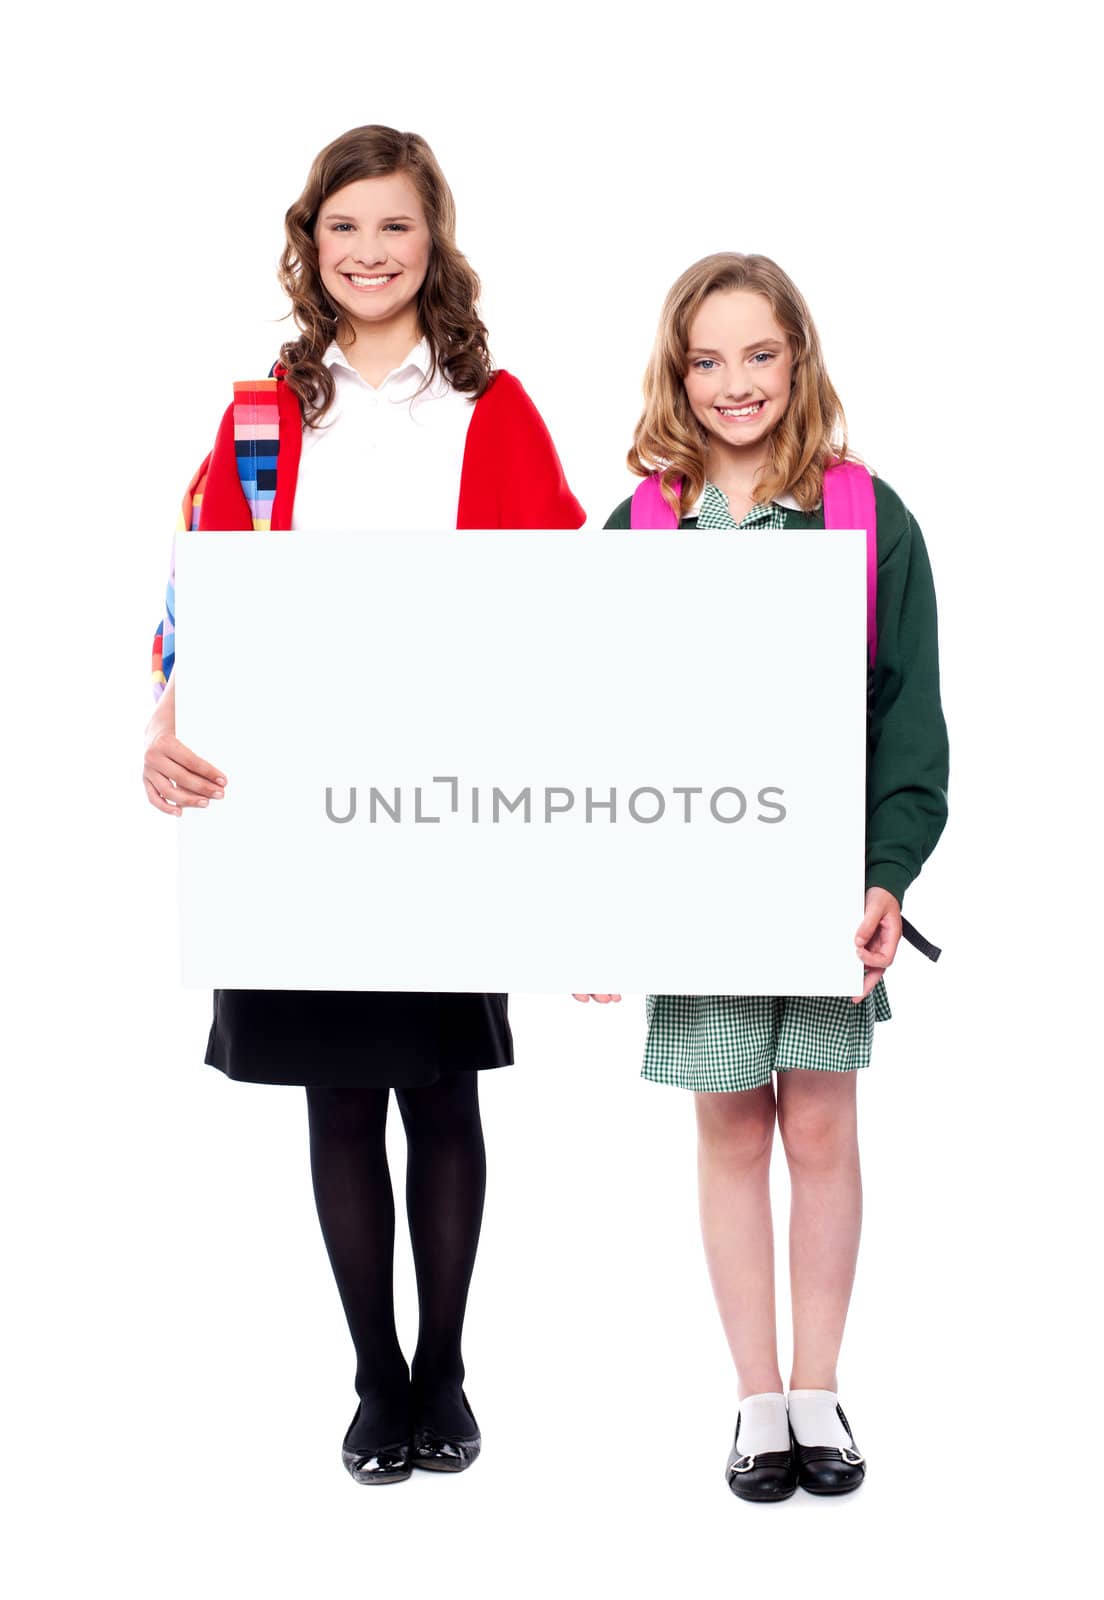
[900,917,941,962]
[232,378,281,531]
[633,469,877,670]
[630,473,681,528]
[822,461,877,670]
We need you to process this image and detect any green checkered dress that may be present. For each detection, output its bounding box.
[642,483,891,1095]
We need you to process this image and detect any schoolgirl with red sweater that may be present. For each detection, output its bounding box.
[143,125,585,1487]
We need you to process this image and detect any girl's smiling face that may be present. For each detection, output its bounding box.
[315,172,432,332]
[684,289,795,460]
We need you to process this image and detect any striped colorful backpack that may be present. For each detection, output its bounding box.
[151,379,288,697]
[630,461,940,962]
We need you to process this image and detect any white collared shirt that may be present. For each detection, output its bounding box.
[291,338,476,531]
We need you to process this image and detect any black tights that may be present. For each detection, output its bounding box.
[305,1074,486,1449]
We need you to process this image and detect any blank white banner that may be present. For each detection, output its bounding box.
[175,530,867,994]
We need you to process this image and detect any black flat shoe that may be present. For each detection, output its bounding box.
[342,1440,413,1484]
[791,1403,866,1495]
[725,1415,798,1502]
[411,1391,481,1473]
[341,1403,413,1485]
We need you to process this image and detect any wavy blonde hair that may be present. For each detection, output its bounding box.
[628,253,855,516]
[277,125,492,425]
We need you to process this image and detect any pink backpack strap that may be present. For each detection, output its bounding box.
[630,472,681,529]
[822,461,941,961]
[823,461,878,669]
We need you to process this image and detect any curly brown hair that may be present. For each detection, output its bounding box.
[277,126,493,425]
[628,253,858,517]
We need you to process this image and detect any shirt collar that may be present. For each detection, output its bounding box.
[686,484,808,516]
[322,336,439,390]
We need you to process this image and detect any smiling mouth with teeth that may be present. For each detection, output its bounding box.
[344,272,398,288]
[716,401,765,418]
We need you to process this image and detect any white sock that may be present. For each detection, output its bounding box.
[735,1392,790,1455]
[787,1389,852,1449]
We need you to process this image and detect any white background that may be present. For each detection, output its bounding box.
[3,1,1099,1595]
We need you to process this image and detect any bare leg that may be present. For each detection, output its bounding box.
[776,1069,862,1391]
[694,1086,782,1398]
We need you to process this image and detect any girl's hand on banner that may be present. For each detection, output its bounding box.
[852,888,901,1002]
[143,679,227,816]
[571,994,622,1003]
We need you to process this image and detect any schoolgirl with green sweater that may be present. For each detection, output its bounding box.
[589,253,948,1501]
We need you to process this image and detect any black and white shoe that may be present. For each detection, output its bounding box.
[411,1390,482,1473]
[341,1401,413,1485]
[790,1401,866,1495]
[725,1413,798,1502]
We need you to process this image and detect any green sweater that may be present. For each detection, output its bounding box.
[604,478,949,907]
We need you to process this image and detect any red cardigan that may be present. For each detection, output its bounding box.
[194,367,585,531]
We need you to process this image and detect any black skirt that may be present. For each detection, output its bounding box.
[204,990,513,1088]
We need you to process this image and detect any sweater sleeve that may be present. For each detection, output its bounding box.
[603,496,634,528]
[864,480,949,903]
[151,449,212,701]
[494,373,585,529]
